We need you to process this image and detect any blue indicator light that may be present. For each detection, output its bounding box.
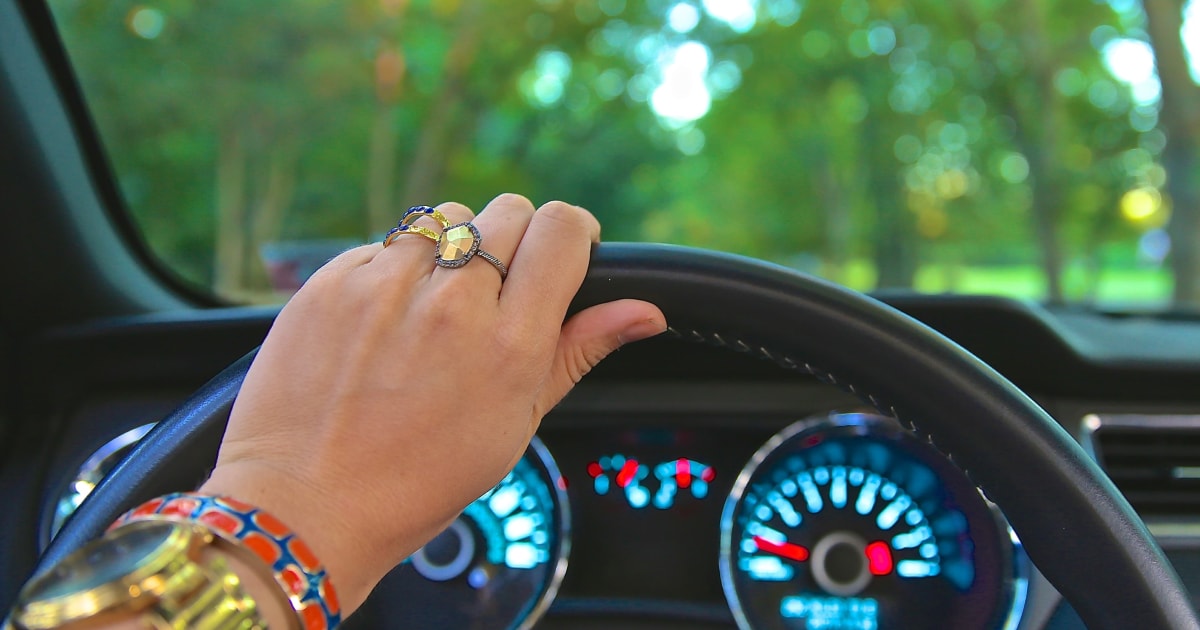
[876,495,913,530]
[740,555,795,581]
[767,491,802,527]
[591,455,715,509]
[505,543,540,569]
[627,485,650,508]
[896,559,941,578]
[891,525,933,550]
[488,485,521,518]
[503,513,537,541]
[856,474,881,515]
[467,567,489,589]
[848,467,865,485]
[830,467,848,508]
[780,595,878,630]
[797,472,824,513]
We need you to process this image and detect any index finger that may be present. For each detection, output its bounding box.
[498,201,600,333]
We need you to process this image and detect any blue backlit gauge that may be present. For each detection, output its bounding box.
[377,437,569,630]
[720,413,1028,630]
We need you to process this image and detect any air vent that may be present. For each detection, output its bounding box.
[1086,414,1200,516]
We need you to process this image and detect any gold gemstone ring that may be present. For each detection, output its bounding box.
[383,206,508,280]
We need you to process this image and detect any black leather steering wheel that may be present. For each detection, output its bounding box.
[39,244,1198,629]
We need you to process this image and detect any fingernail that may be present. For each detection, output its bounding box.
[618,318,668,344]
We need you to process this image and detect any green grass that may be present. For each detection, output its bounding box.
[822,260,1172,307]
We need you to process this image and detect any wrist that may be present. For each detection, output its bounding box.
[198,464,374,612]
[113,492,342,629]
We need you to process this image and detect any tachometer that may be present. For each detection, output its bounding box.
[370,436,569,629]
[720,413,1026,629]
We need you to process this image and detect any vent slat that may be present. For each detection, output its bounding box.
[1094,426,1200,516]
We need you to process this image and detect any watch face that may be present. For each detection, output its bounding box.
[27,521,176,601]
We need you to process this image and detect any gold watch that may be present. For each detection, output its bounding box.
[5,520,266,630]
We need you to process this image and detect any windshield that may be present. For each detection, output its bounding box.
[47,0,1200,309]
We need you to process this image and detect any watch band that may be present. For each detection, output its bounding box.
[7,520,264,630]
[113,494,341,630]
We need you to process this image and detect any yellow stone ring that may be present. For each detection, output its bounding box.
[383,206,509,279]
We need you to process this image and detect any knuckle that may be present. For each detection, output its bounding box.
[435,201,476,222]
[536,201,598,235]
[491,193,535,213]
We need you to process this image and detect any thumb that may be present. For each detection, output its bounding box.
[535,299,667,416]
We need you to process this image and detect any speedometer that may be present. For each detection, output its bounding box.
[720,413,1027,629]
[367,436,569,629]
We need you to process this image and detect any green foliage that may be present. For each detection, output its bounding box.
[48,0,1181,305]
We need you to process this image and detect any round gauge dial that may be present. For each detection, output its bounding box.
[720,413,1026,630]
[372,436,569,629]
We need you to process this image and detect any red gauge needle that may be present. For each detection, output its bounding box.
[616,460,639,488]
[753,535,810,562]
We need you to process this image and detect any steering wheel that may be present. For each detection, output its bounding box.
[37,244,1198,629]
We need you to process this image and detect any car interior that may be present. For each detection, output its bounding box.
[5,0,1200,628]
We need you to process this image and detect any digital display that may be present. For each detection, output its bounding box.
[586,454,715,509]
[544,425,776,602]
[780,595,879,629]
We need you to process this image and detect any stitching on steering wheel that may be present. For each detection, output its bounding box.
[665,325,971,485]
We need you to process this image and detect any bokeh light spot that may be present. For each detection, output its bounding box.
[127,6,165,40]
[1121,187,1163,223]
[651,41,713,125]
[703,0,758,33]
[668,3,701,33]
[998,153,1030,184]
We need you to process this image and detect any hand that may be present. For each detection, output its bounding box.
[199,194,666,612]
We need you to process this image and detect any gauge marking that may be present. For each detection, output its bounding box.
[876,495,913,530]
[796,472,823,513]
[766,491,802,527]
[896,559,941,578]
[892,525,932,550]
[720,414,1025,630]
[831,467,848,508]
[739,556,795,581]
[855,474,881,515]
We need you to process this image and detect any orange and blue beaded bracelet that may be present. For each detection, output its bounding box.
[112,492,342,630]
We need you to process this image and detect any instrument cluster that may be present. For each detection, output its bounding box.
[52,412,1029,629]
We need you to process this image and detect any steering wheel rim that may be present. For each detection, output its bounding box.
[40,243,1198,629]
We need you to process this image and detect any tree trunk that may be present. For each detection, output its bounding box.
[862,107,915,288]
[246,148,297,291]
[1015,0,1066,304]
[819,156,851,285]
[367,105,399,236]
[1143,0,1200,308]
[398,0,483,207]
[214,128,246,296]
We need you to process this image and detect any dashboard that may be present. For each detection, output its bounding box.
[20,296,1200,629]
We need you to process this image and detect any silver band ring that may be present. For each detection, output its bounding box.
[472,248,509,279]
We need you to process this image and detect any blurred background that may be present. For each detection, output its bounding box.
[46,0,1200,308]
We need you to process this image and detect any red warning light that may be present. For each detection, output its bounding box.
[866,541,893,576]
